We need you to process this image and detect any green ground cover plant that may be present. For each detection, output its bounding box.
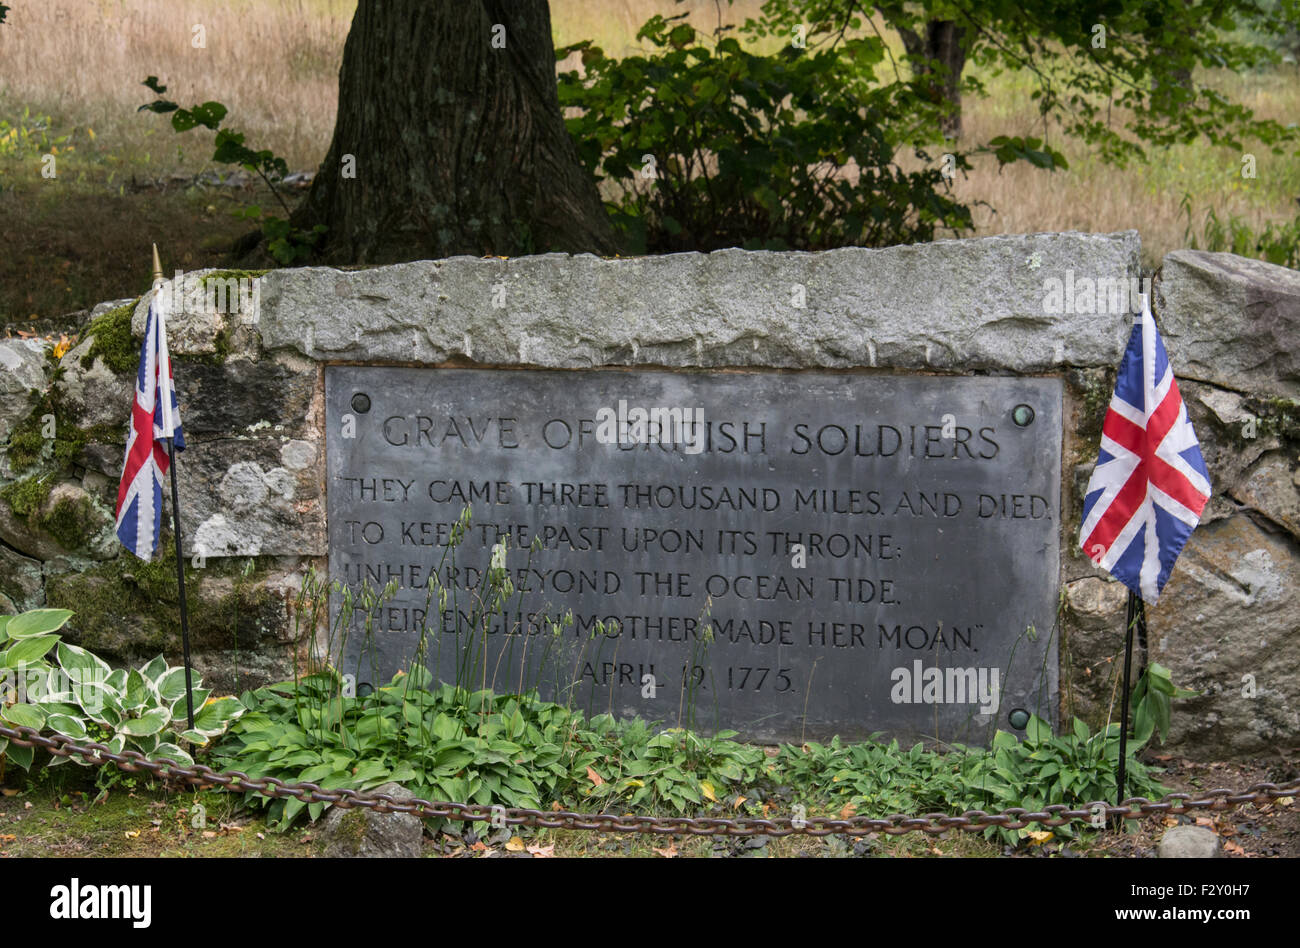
[0,515,1188,848]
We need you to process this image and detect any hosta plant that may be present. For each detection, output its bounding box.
[0,607,244,773]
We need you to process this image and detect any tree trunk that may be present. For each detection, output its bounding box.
[897,20,967,139]
[294,0,620,264]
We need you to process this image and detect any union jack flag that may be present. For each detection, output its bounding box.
[1079,296,1211,603]
[114,294,184,561]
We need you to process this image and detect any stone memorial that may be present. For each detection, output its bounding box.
[327,367,1062,742]
[6,231,1296,757]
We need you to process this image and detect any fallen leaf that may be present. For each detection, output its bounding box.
[0,835,14,842]
[526,844,555,858]
[700,781,717,803]
[1162,817,1179,827]
[653,842,679,858]
[202,831,216,838]
[1278,797,1294,806]
[1,789,19,797]
[505,836,525,852]
[1026,830,1053,845]
[551,802,563,812]
[1194,817,1216,829]
[839,802,858,820]
[124,830,139,839]
[52,334,71,359]
[256,833,265,840]
[470,841,487,852]
[732,796,747,810]
[1223,841,1246,856]
[586,766,604,787]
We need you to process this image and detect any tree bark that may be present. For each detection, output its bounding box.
[897,20,967,139]
[294,0,620,264]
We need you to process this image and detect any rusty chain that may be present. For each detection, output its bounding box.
[2,723,1296,838]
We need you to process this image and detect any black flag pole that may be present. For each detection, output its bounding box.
[1115,588,1146,815]
[154,245,196,731]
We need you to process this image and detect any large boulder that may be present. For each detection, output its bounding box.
[1157,250,1300,400]
[1148,514,1300,758]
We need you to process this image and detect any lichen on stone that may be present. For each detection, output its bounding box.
[197,269,269,287]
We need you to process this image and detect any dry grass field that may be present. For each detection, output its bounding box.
[0,0,1296,323]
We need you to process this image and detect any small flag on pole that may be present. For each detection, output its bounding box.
[114,290,185,561]
[1078,295,1212,603]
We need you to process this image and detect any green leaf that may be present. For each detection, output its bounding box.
[1,702,46,729]
[6,609,73,639]
[991,730,1019,750]
[5,742,33,771]
[121,669,152,711]
[188,101,227,130]
[156,666,191,704]
[1024,715,1053,743]
[149,742,194,767]
[191,695,245,737]
[139,655,168,686]
[45,713,87,740]
[57,641,111,683]
[1072,717,1090,742]
[3,635,58,666]
[118,707,170,737]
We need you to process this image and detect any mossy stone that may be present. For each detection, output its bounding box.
[80,299,141,375]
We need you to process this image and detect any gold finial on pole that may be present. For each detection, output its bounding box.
[151,243,164,286]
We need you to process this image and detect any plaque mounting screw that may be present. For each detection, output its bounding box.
[351,393,371,414]
[1008,708,1030,730]
[1012,404,1034,427]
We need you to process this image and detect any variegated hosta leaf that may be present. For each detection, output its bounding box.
[149,743,194,768]
[2,634,58,667]
[157,666,195,704]
[45,713,88,741]
[5,608,73,639]
[57,641,111,684]
[139,654,169,686]
[0,702,46,730]
[191,695,246,738]
[72,680,122,725]
[117,706,170,738]
[121,668,156,712]
[172,688,211,723]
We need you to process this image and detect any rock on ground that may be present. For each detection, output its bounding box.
[1157,825,1222,858]
[317,782,424,858]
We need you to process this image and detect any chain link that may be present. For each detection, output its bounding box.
[2,724,1295,838]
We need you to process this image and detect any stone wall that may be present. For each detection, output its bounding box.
[1,233,1295,757]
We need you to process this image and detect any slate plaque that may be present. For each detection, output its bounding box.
[326,367,1062,744]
